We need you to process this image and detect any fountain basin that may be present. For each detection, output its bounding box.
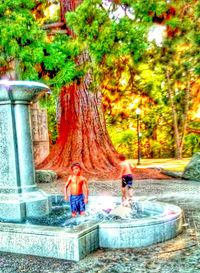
[0,196,183,261]
[98,199,183,248]
[0,220,99,261]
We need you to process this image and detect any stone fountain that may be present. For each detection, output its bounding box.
[0,80,51,222]
[0,80,184,261]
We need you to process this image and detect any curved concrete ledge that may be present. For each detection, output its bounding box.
[0,196,183,261]
[99,200,183,248]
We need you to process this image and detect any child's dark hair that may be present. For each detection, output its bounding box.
[71,162,81,170]
[118,154,126,161]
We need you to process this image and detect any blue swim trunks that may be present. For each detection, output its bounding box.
[70,194,85,214]
[122,174,133,188]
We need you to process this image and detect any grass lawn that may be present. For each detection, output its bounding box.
[129,158,191,172]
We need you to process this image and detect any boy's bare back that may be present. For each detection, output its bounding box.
[118,154,135,203]
[119,161,133,176]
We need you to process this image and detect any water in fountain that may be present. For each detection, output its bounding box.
[1,195,159,228]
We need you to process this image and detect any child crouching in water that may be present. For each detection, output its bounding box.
[64,163,89,217]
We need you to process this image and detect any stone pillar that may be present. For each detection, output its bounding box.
[0,80,51,222]
[31,102,49,166]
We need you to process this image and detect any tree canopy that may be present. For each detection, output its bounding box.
[0,0,199,163]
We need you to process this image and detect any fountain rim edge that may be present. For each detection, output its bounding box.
[0,80,50,90]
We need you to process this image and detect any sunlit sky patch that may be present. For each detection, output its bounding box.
[102,0,166,46]
[102,0,135,21]
[148,25,166,47]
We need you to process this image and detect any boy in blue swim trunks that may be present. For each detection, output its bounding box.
[118,154,135,204]
[64,163,89,217]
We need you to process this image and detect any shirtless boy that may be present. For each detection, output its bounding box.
[64,163,89,217]
[118,154,135,203]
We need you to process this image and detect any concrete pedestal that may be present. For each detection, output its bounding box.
[0,81,51,222]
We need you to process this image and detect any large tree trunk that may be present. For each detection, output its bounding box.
[166,70,191,159]
[179,77,190,154]
[37,74,119,179]
[60,0,82,35]
[167,70,182,159]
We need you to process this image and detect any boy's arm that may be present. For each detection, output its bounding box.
[83,178,89,203]
[118,164,123,179]
[64,176,71,200]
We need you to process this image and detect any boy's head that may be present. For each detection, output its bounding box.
[118,154,126,161]
[71,162,81,175]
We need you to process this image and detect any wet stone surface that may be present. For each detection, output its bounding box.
[23,198,153,227]
[0,178,200,273]
[0,195,109,226]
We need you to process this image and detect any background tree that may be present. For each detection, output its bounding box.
[97,0,200,159]
[146,0,200,158]
[37,0,172,175]
[38,0,124,178]
[63,0,163,163]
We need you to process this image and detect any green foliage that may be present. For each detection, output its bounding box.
[39,35,83,137]
[127,0,167,19]
[0,0,46,79]
[0,0,45,80]
[42,35,80,88]
[39,93,58,143]
[183,134,200,156]
[66,0,150,70]
[0,1,80,84]
[108,126,136,158]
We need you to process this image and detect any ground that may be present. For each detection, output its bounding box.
[0,172,199,273]
[56,158,190,181]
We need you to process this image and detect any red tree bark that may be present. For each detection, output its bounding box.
[37,76,119,179]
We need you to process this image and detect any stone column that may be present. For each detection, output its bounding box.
[0,80,51,222]
[30,102,50,166]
